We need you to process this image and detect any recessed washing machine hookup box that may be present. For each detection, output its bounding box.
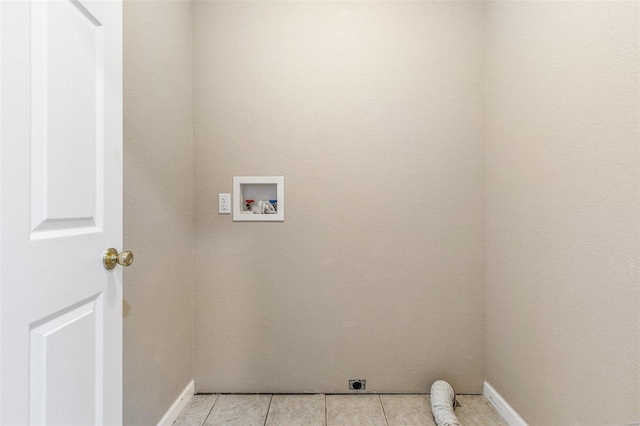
[233,176,284,222]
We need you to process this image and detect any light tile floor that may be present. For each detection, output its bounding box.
[173,393,507,426]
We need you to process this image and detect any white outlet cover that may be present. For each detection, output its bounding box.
[219,193,231,214]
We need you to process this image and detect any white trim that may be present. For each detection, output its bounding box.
[483,381,528,426]
[157,379,195,426]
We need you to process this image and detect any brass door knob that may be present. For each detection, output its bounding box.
[103,248,134,270]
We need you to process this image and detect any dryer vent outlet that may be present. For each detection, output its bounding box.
[349,379,366,390]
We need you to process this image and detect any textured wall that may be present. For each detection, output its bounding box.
[193,1,486,394]
[485,2,640,424]
[123,1,193,424]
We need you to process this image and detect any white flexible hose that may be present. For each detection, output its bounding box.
[430,380,462,426]
[251,200,276,214]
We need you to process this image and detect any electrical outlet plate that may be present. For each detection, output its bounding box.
[219,193,231,214]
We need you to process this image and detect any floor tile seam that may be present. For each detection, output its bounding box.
[201,394,220,426]
[324,394,328,426]
[378,395,390,426]
[262,394,274,426]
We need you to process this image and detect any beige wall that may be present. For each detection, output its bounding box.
[123,1,193,424]
[121,1,639,420]
[485,2,640,425]
[193,1,486,393]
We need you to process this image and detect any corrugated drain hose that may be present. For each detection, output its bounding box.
[431,380,461,426]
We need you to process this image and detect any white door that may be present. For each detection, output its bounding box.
[0,0,124,424]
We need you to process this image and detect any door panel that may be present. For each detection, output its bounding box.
[30,296,103,425]
[1,0,123,424]
[30,0,104,237]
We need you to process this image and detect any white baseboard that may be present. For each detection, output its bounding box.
[157,379,195,426]
[483,381,528,426]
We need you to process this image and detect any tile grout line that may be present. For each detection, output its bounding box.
[200,394,220,426]
[262,394,274,426]
[378,395,390,426]
[324,394,328,426]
